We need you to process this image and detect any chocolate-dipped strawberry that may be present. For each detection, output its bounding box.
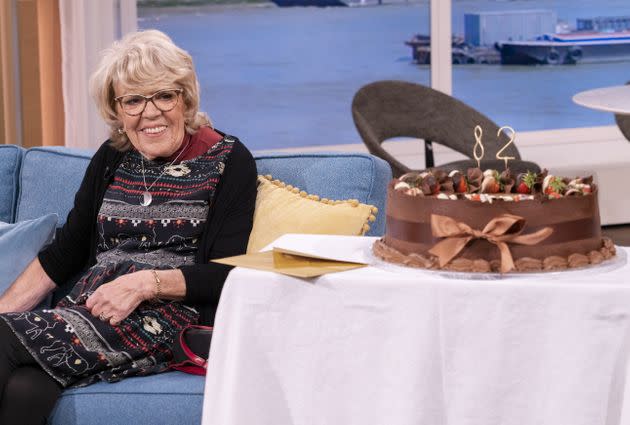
[449,170,468,193]
[499,169,515,194]
[431,169,454,194]
[439,179,454,194]
[480,169,501,193]
[466,168,483,193]
[531,169,548,195]
[432,169,447,182]
[399,172,423,188]
[543,174,566,198]
[421,173,440,196]
[515,171,537,194]
[566,176,594,196]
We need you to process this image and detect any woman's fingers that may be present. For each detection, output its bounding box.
[91,304,122,325]
[85,290,100,310]
[85,273,146,326]
[86,287,114,321]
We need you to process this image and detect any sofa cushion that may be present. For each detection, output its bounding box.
[16,147,92,224]
[0,145,24,223]
[247,175,378,253]
[254,152,390,236]
[50,372,204,425]
[0,214,58,296]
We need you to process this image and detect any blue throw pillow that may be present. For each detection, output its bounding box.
[0,214,58,296]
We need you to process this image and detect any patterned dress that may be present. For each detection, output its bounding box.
[1,136,235,388]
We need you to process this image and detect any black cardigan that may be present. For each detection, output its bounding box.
[39,136,257,325]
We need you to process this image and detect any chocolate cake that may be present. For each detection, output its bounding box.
[373,168,616,273]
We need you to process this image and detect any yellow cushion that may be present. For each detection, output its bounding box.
[247,175,378,253]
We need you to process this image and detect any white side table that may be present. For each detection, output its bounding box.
[572,85,630,115]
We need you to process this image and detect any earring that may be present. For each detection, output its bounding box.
[117,128,125,135]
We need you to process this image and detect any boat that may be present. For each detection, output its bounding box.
[268,0,347,6]
[496,16,630,65]
[497,31,630,65]
[405,34,500,65]
[269,0,418,7]
[269,0,387,6]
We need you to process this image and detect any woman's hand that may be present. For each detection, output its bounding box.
[0,259,56,314]
[86,270,154,326]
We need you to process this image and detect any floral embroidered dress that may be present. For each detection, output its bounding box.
[0,136,235,388]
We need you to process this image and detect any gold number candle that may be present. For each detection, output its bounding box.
[473,125,484,168]
[496,126,516,170]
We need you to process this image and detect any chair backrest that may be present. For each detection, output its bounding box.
[352,80,521,174]
[615,114,630,141]
[614,80,630,142]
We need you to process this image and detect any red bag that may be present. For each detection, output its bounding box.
[170,325,213,375]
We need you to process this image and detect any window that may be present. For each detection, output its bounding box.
[138,1,630,150]
[449,1,630,132]
[138,2,429,150]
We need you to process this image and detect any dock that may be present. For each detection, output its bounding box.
[405,35,500,65]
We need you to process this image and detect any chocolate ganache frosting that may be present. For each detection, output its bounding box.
[375,177,615,273]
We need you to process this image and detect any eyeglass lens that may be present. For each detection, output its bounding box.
[119,90,181,115]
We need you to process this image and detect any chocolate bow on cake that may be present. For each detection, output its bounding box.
[428,214,553,273]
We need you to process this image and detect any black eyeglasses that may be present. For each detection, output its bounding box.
[115,88,184,116]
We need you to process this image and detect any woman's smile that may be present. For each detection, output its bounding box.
[141,125,167,135]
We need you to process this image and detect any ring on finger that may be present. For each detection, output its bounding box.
[99,313,108,321]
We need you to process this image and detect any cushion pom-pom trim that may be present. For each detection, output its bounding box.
[259,174,376,211]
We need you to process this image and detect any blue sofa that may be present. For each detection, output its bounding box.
[0,144,391,425]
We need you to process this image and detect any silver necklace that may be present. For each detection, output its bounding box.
[140,139,190,206]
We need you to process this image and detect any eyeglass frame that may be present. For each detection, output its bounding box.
[114,88,184,117]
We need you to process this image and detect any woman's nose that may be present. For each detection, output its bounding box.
[142,99,162,117]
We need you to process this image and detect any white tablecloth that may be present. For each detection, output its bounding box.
[202,243,630,425]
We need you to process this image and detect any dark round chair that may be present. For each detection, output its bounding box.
[614,81,630,142]
[351,80,541,178]
[615,114,630,141]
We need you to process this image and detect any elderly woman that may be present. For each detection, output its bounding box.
[0,30,256,424]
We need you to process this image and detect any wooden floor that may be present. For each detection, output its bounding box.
[602,224,630,246]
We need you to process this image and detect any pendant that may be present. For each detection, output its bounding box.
[141,191,152,206]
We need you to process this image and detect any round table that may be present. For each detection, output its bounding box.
[572,84,630,115]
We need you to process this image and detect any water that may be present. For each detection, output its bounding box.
[139,0,630,150]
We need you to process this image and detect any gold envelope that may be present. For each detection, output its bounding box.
[212,249,366,278]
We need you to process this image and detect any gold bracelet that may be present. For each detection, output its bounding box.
[151,270,161,301]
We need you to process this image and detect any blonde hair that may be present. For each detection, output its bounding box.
[89,29,211,150]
